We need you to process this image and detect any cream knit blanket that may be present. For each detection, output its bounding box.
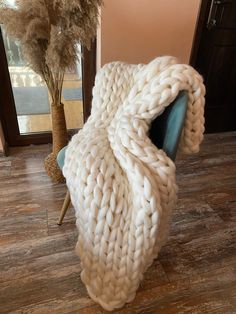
[63,56,205,311]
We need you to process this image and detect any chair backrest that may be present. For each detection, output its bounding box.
[149,91,188,161]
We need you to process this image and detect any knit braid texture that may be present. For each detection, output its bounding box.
[63,56,205,311]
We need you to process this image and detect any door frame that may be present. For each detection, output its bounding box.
[82,40,97,123]
[0,28,96,147]
[190,0,208,66]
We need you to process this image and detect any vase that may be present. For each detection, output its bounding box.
[44,103,68,183]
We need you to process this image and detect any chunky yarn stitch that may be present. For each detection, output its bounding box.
[63,56,205,311]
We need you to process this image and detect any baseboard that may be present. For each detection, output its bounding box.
[0,141,9,157]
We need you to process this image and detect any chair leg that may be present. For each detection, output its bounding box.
[58,189,71,225]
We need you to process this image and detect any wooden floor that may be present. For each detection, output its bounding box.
[0,132,235,313]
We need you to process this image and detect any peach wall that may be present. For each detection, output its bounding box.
[99,0,201,65]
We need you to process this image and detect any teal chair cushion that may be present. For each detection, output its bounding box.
[57,146,67,171]
[149,91,188,161]
[57,91,188,170]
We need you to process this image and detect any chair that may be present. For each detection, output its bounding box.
[57,91,188,225]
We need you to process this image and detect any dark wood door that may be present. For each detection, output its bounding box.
[191,0,236,133]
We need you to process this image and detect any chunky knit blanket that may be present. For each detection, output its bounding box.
[63,56,205,311]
